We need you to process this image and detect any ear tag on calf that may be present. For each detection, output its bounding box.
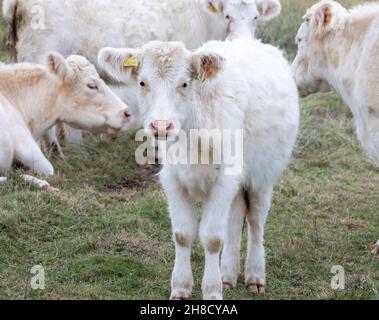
[208,2,219,13]
[124,56,138,68]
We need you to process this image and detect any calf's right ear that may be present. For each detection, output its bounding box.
[98,47,141,84]
[47,52,73,81]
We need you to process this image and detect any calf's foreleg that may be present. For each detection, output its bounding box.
[161,175,198,300]
[200,178,240,300]
[221,192,247,289]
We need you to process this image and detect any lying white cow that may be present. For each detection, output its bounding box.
[0,52,130,190]
[2,0,281,145]
[99,40,299,299]
[291,0,379,256]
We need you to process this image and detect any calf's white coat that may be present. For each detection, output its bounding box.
[99,39,299,299]
[0,53,130,189]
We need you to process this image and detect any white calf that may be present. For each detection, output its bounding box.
[291,0,379,255]
[0,52,130,190]
[291,0,379,166]
[99,40,299,299]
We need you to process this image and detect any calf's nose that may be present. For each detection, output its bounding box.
[150,120,175,136]
[120,109,131,123]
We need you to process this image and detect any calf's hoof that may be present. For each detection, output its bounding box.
[246,275,266,295]
[247,283,266,294]
[46,186,60,193]
[203,292,223,300]
[170,289,192,300]
[223,282,235,290]
[222,274,238,290]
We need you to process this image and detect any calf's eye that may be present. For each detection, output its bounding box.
[140,81,145,87]
[87,83,98,90]
[182,83,188,88]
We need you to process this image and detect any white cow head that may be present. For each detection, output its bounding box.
[207,0,281,39]
[98,42,224,137]
[291,0,347,96]
[47,52,131,133]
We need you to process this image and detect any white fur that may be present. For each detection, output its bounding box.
[292,0,379,257]
[291,0,379,166]
[2,0,281,144]
[99,39,299,300]
[0,53,130,189]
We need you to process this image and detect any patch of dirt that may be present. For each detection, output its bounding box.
[102,164,160,192]
[341,218,366,230]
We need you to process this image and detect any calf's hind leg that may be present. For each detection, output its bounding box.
[245,185,273,294]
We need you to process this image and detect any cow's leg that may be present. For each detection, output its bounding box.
[43,126,64,159]
[21,175,59,192]
[62,125,84,145]
[14,132,54,176]
[245,185,273,294]
[200,179,240,300]
[161,175,198,300]
[221,192,246,289]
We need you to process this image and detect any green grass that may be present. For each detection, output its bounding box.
[0,0,378,300]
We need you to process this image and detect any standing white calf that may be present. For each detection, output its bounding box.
[0,53,130,190]
[99,40,299,299]
[2,0,281,145]
[291,0,379,166]
[291,0,379,255]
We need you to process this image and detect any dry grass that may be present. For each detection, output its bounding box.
[0,0,378,300]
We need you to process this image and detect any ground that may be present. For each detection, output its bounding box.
[0,0,378,300]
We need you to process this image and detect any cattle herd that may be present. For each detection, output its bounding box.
[0,0,378,300]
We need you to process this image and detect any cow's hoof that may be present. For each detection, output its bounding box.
[170,289,192,300]
[203,292,223,300]
[46,186,60,193]
[223,282,235,290]
[247,283,266,294]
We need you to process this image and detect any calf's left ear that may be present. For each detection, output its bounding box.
[191,53,225,81]
[47,52,73,81]
[257,0,281,21]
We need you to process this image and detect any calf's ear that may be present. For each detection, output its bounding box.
[312,2,346,37]
[47,52,72,81]
[98,47,141,84]
[257,0,281,21]
[191,53,225,81]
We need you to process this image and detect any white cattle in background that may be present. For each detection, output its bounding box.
[291,0,379,255]
[2,0,281,145]
[0,53,131,191]
[98,39,299,299]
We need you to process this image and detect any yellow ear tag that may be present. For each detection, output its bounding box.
[124,56,138,68]
[208,2,219,13]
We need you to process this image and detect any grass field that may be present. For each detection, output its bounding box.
[0,0,378,300]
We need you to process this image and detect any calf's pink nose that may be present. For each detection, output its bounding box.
[150,120,175,136]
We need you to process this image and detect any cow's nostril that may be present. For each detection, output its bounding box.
[167,122,174,131]
[124,111,131,119]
